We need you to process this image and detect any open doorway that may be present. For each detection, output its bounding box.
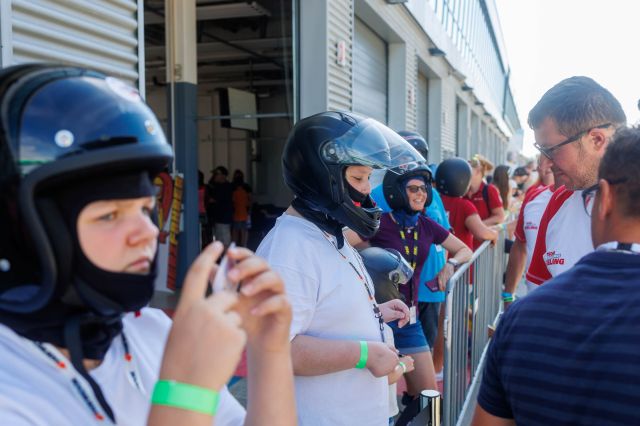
[144,0,297,249]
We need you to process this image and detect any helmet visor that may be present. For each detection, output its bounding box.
[391,249,414,285]
[321,118,424,172]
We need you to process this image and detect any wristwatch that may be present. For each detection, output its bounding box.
[446,258,460,269]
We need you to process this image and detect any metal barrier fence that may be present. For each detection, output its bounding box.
[442,230,508,426]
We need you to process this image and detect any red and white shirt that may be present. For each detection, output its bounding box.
[526,186,594,285]
[514,185,554,285]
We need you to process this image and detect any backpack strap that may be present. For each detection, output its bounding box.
[482,184,491,213]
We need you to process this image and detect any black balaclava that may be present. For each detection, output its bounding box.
[346,182,368,206]
[56,171,158,318]
[292,169,378,248]
[0,170,157,424]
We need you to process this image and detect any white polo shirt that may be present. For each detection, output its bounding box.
[257,213,389,426]
[526,186,594,285]
[514,186,554,287]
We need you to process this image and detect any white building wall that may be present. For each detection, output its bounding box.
[301,0,514,163]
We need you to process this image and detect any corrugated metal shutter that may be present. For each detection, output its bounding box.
[9,0,141,87]
[417,73,428,138]
[327,0,353,112]
[353,18,387,123]
[440,84,456,159]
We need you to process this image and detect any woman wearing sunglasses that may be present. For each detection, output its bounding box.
[347,163,471,415]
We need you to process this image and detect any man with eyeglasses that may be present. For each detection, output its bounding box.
[472,126,640,426]
[523,76,626,286]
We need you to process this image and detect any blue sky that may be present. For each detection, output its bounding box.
[495,0,640,156]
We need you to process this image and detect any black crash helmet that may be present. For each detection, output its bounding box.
[381,163,433,213]
[435,157,472,197]
[0,64,172,313]
[397,130,429,162]
[282,111,424,237]
[359,247,413,304]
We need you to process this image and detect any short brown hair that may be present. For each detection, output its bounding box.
[528,76,626,137]
[599,126,640,217]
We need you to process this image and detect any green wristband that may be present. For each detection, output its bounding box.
[355,340,368,369]
[151,380,219,415]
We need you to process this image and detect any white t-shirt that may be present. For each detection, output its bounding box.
[526,187,594,285]
[384,325,399,418]
[257,214,389,426]
[0,308,245,425]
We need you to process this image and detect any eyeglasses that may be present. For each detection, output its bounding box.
[534,123,612,159]
[406,184,428,194]
[581,177,628,216]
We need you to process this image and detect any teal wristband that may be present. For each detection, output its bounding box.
[355,340,368,369]
[151,380,219,415]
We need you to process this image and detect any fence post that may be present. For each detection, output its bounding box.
[420,390,442,426]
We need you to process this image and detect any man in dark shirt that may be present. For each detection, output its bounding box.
[208,166,234,247]
[473,126,640,426]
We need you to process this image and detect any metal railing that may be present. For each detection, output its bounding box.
[442,231,507,426]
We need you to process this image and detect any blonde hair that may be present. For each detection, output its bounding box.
[468,154,494,176]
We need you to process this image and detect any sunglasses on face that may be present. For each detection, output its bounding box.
[406,184,428,194]
[534,123,612,159]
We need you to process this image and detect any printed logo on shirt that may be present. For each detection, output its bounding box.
[544,250,565,265]
[524,221,538,231]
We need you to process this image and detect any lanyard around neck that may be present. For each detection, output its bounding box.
[596,241,640,254]
[23,331,145,423]
[398,227,418,306]
[322,233,386,343]
[398,228,419,269]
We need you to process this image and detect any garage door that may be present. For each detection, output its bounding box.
[353,18,387,124]
[417,73,428,138]
[5,0,142,90]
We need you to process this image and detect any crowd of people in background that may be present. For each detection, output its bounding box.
[199,166,253,249]
[192,104,621,424]
[2,63,639,426]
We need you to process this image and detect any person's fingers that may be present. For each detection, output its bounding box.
[385,310,404,321]
[227,254,270,284]
[225,246,255,263]
[176,242,224,314]
[395,301,410,317]
[240,270,284,297]
[223,310,243,327]
[439,276,447,291]
[207,291,240,313]
[398,318,409,328]
[250,294,291,317]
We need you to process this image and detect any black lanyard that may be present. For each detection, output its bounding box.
[25,332,144,424]
[323,233,386,343]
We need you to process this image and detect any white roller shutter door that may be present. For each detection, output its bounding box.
[417,73,428,139]
[353,18,387,124]
[6,0,142,89]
